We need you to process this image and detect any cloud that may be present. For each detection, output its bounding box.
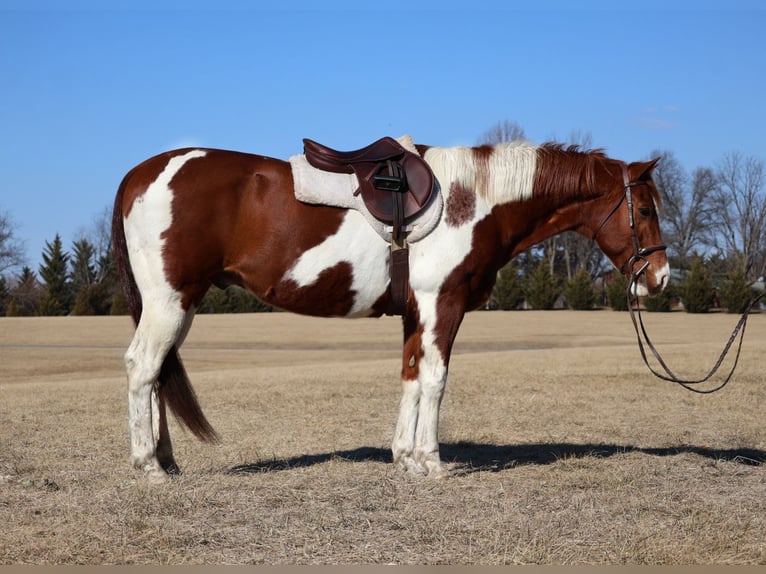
[636,105,680,130]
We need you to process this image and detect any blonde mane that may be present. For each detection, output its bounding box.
[423,141,539,207]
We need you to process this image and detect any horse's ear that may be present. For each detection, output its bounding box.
[629,157,661,181]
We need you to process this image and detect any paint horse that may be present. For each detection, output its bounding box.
[112,137,669,479]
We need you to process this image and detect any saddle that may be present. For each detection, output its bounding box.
[303,137,436,241]
[303,136,437,316]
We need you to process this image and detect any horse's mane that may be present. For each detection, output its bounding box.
[533,142,610,203]
[423,140,632,207]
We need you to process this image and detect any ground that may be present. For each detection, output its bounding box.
[0,310,764,564]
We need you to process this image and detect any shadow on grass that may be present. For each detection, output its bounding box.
[227,442,765,475]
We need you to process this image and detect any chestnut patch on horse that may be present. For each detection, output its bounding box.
[271,261,355,317]
[444,181,476,227]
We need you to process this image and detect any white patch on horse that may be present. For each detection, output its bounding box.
[125,149,207,296]
[633,261,670,297]
[286,210,389,317]
[424,141,538,208]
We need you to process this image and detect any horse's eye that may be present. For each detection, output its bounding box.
[638,207,652,217]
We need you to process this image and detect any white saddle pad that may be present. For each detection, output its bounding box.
[289,135,443,243]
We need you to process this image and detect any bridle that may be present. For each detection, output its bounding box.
[595,162,762,393]
[592,162,666,278]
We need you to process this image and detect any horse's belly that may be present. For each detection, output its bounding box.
[270,211,390,317]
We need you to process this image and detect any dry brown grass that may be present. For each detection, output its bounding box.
[0,310,764,564]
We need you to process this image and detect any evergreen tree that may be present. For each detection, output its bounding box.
[679,257,715,313]
[492,261,525,310]
[523,260,562,310]
[198,286,272,313]
[73,281,113,315]
[718,269,754,314]
[644,280,677,312]
[564,268,598,310]
[7,266,41,316]
[38,234,72,316]
[70,237,115,316]
[605,272,630,311]
[70,238,96,295]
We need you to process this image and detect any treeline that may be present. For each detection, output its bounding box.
[490,252,757,314]
[0,231,271,317]
[0,229,756,318]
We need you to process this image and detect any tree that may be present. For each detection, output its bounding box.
[679,256,714,314]
[70,238,96,295]
[651,149,716,270]
[492,261,525,310]
[38,234,72,316]
[0,275,9,315]
[524,260,562,310]
[72,206,121,315]
[605,272,630,311]
[0,209,25,275]
[718,269,754,314]
[477,119,527,145]
[644,281,677,312]
[709,152,766,280]
[198,285,272,314]
[564,268,598,310]
[6,266,41,316]
[72,281,113,315]
[80,206,114,283]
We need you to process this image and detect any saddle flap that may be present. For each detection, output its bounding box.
[354,154,435,224]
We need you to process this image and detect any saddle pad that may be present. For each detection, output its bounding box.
[289,135,443,244]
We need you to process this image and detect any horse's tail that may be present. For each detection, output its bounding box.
[112,170,219,443]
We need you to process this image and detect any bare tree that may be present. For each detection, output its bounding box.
[74,205,113,282]
[709,151,766,279]
[0,209,25,275]
[478,119,527,145]
[650,149,715,269]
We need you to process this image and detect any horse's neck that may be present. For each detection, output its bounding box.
[492,159,616,259]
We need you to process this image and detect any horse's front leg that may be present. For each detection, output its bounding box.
[392,293,464,478]
[412,341,450,477]
[392,299,424,474]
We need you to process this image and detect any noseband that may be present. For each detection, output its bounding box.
[592,163,666,281]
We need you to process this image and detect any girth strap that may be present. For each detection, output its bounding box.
[380,159,409,316]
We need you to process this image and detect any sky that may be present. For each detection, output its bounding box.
[1,1,764,272]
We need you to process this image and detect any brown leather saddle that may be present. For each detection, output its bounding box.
[302,136,437,316]
[303,137,436,242]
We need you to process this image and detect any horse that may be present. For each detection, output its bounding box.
[112,137,669,480]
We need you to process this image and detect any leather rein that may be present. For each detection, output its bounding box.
[596,163,762,393]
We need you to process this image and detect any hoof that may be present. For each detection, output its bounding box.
[395,455,428,476]
[133,456,171,482]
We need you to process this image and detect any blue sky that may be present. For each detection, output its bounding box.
[1,1,764,271]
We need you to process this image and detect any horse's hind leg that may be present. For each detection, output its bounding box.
[125,300,187,479]
[151,307,196,474]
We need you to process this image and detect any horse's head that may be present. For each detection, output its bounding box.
[590,159,669,297]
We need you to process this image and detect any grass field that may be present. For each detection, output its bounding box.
[1,310,764,564]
